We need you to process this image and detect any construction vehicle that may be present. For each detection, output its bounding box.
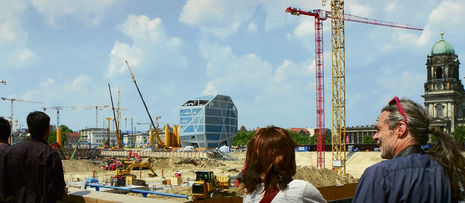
[110,162,157,187]
[125,60,166,150]
[191,171,230,200]
[102,157,122,170]
[108,83,123,149]
[127,150,141,162]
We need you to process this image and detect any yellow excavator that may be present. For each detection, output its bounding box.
[191,171,230,200]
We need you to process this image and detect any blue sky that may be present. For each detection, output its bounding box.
[1,0,464,132]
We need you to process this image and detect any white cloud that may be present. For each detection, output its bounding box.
[5,48,39,67]
[65,74,94,91]
[179,0,259,39]
[106,15,187,77]
[199,41,314,127]
[32,0,117,26]
[294,20,314,39]
[346,2,374,17]
[385,1,398,13]
[247,22,258,34]
[40,78,55,87]
[0,0,38,69]
[417,0,465,47]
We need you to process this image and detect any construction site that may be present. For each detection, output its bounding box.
[2,0,465,202]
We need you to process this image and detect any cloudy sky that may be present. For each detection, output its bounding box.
[1,0,464,132]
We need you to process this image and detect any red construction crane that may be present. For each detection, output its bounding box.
[286,7,423,170]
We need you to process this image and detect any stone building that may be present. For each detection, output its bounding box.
[423,33,465,133]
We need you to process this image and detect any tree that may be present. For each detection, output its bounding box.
[239,125,248,133]
[453,126,465,143]
[362,134,376,144]
[289,131,311,145]
[232,130,256,146]
[48,125,72,145]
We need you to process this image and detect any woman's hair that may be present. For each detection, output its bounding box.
[382,98,465,200]
[243,127,297,194]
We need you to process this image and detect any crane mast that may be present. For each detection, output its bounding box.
[329,0,346,175]
[1,97,43,144]
[108,83,122,148]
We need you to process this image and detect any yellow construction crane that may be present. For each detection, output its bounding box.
[99,117,113,149]
[1,97,43,144]
[322,0,347,175]
[125,60,165,150]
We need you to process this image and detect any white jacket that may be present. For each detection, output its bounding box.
[243,179,327,203]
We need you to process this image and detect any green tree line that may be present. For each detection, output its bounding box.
[232,128,331,146]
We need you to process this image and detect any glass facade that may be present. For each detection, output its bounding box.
[179,95,238,148]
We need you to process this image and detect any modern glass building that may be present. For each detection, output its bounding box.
[179,95,238,148]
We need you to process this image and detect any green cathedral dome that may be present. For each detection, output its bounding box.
[430,32,455,55]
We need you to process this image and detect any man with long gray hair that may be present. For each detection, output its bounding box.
[353,97,465,202]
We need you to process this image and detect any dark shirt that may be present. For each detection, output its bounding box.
[0,143,11,201]
[4,138,65,203]
[352,145,452,203]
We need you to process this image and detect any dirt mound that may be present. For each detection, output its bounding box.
[294,166,358,187]
[197,158,226,168]
[62,160,105,173]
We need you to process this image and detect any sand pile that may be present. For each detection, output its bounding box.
[294,166,358,187]
[62,160,105,173]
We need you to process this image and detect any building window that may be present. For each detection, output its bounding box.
[436,105,444,117]
[435,67,443,79]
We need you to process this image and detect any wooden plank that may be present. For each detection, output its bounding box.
[317,183,358,201]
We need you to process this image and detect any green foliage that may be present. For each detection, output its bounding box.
[289,131,311,145]
[48,125,72,145]
[453,126,465,143]
[232,130,256,146]
[362,134,376,144]
[309,135,317,145]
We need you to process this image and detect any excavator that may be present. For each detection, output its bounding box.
[111,150,157,186]
[191,171,230,200]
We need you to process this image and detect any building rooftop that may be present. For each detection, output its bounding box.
[430,32,455,56]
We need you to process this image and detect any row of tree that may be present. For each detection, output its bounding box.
[232,127,331,146]
[233,126,465,146]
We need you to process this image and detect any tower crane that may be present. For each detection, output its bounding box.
[92,105,109,128]
[1,97,43,144]
[42,105,104,147]
[286,7,422,173]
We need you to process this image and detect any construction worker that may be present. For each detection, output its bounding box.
[353,97,465,202]
[0,117,11,201]
[4,111,66,202]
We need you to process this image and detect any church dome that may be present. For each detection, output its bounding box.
[430,32,455,55]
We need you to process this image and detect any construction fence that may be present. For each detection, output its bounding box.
[100,149,212,159]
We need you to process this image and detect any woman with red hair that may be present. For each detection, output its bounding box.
[242,127,326,203]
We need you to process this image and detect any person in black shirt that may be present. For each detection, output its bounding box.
[0,117,12,201]
[4,111,66,202]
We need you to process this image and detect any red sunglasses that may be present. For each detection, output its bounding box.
[389,96,407,123]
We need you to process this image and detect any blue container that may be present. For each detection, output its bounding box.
[86,178,98,184]
[295,146,310,152]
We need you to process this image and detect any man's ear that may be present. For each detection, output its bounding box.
[396,122,408,138]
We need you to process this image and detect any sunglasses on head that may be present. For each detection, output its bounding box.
[388,96,407,123]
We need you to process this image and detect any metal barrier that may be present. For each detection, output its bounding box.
[85,183,189,199]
